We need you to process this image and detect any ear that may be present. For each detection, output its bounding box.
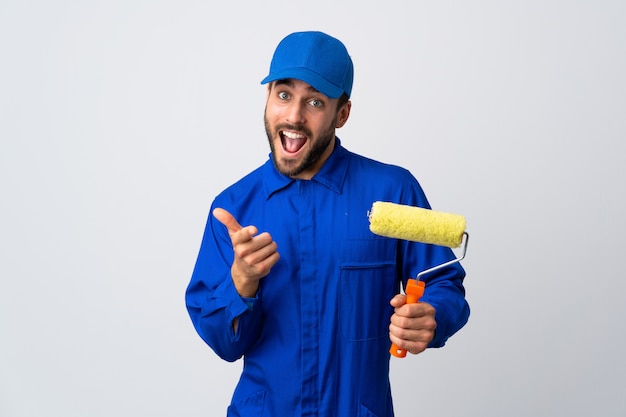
[335,100,351,128]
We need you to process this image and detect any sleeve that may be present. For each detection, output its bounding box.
[185,205,264,362]
[398,174,470,348]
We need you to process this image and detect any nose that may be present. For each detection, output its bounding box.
[286,100,306,125]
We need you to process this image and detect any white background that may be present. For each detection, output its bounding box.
[1,1,625,416]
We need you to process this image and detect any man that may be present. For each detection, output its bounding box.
[186,31,470,417]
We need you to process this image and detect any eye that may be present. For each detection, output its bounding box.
[309,98,323,108]
[278,91,289,100]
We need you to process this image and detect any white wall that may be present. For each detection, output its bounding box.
[1,1,624,416]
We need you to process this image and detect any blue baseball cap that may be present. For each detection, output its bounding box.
[260,31,354,99]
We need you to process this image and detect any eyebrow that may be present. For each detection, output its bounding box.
[274,79,321,94]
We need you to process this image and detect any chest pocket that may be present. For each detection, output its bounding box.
[339,238,398,342]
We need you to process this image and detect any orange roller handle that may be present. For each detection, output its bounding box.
[390,279,425,358]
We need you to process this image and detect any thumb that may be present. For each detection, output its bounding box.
[212,207,243,235]
[390,293,407,308]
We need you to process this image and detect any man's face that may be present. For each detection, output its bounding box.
[264,79,350,179]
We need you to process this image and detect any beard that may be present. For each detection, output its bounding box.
[264,113,337,178]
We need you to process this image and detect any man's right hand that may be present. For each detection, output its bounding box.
[213,208,280,297]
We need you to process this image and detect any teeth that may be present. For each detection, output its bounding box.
[282,131,305,139]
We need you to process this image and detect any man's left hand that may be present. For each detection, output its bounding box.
[389,294,437,355]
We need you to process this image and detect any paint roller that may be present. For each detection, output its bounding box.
[368,201,469,358]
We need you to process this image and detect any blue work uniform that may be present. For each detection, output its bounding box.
[186,139,470,417]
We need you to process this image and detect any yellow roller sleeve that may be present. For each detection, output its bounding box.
[368,201,466,248]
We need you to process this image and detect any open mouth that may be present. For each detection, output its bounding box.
[280,130,308,155]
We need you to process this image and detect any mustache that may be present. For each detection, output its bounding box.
[275,123,313,138]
